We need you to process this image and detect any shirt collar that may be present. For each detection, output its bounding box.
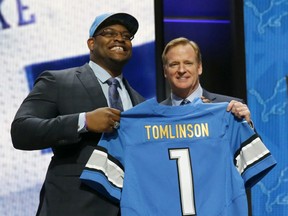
[171,84,203,106]
[89,61,123,84]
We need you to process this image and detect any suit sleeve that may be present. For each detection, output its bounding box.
[10,71,80,150]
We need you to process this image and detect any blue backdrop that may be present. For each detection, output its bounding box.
[244,0,288,215]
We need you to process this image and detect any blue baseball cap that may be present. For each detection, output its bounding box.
[89,13,139,37]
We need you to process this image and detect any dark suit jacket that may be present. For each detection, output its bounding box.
[161,88,244,105]
[10,63,145,216]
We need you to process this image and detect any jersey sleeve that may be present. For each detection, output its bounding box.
[230,117,277,188]
[80,131,125,202]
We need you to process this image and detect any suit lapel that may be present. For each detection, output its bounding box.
[76,64,108,108]
[161,97,172,105]
[122,78,144,106]
[202,89,217,102]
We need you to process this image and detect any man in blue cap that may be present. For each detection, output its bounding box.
[11,12,144,216]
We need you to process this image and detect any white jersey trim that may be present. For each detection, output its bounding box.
[85,149,124,188]
[235,136,270,174]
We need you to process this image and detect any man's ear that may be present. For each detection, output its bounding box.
[87,38,94,51]
[163,66,167,78]
[198,63,203,75]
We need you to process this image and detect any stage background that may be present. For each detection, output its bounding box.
[1,0,287,215]
[243,0,288,215]
[161,0,287,215]
[0,1,156,215]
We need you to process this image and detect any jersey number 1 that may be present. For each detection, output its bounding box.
[169,148,196,216]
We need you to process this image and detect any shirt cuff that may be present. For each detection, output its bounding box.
[78,112,88,133]
[248,120,254,129]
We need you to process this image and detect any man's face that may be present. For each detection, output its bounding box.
[164,44,202,98]
[88,24,133,70]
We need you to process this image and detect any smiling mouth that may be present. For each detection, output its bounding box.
[110,46,125,52]
[177,76,189,80]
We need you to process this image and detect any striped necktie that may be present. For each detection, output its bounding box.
[106,78,123,111]
[180,99,191,106]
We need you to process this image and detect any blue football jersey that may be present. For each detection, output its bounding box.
[80,97,276,216]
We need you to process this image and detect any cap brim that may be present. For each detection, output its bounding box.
[90,13,139,37]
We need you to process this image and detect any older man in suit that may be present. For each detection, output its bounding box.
[10,13,144,216]
[161,37,255,215]
[161,37,252,124]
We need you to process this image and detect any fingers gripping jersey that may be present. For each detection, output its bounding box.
[80,98,276,216]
